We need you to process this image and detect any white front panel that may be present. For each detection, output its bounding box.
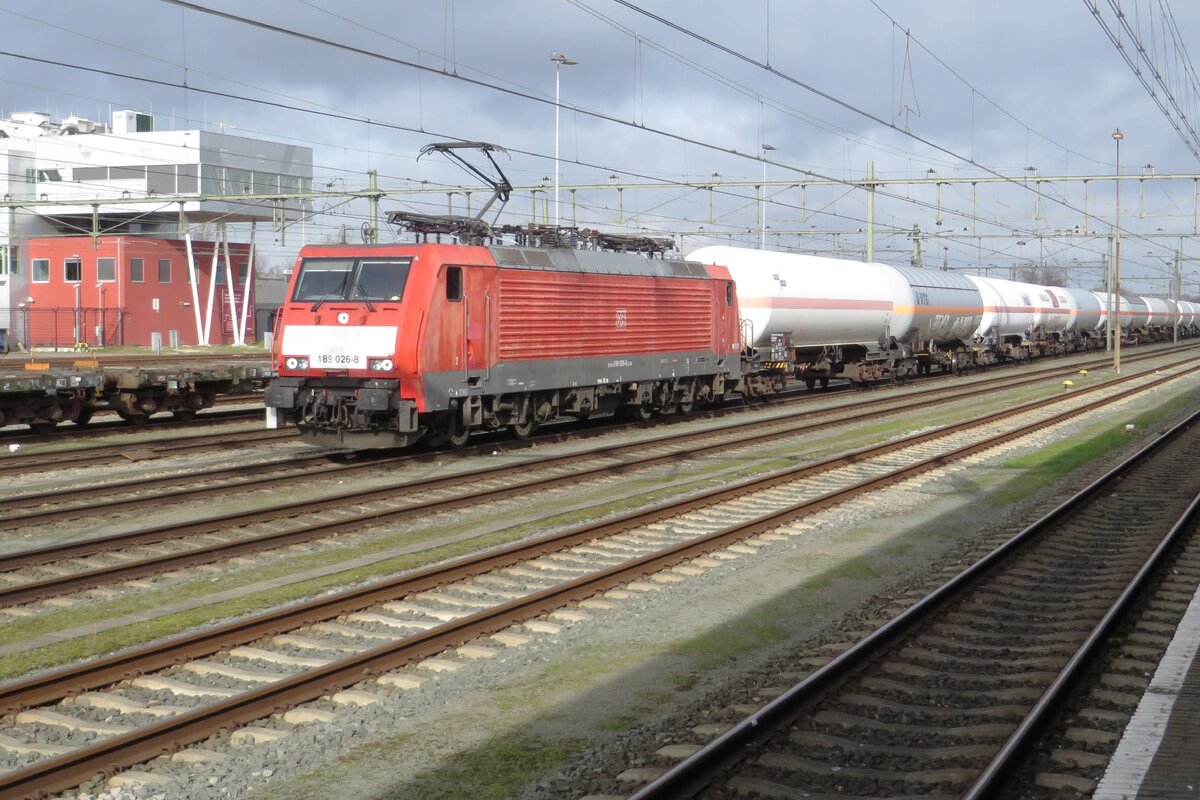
[282,325,398,369]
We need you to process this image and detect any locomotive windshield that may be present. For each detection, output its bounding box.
[292,257,413,304]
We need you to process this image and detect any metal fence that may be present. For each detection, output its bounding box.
[15,307,127,350]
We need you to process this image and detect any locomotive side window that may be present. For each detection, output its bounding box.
[446,266,463,301]
[726,281,734,305]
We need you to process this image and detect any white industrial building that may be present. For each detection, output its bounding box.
[0,109,312,348]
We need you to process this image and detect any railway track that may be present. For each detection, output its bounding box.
[613,400,1200,799]
[3,343,1190,525]
[1,351,1195,611]
[0,349,1196,796]
[0,395,263,443]
[0,413,286,477]
[1,344,1190,481]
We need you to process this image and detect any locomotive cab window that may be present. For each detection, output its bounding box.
[726,281,734,305]
[292,257,413,303]
[446,266,463,301]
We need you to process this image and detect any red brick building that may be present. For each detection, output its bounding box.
[19,236,254,348]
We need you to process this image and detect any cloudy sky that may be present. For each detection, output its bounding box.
[2,0,1198,290]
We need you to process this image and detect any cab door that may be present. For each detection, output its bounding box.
[464,277,488,378]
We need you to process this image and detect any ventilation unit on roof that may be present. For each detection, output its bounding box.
[112,110,154,134]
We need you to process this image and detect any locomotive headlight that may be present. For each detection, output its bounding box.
[284,356,309,370]
[369,358,394,372]
[285,357,298,369]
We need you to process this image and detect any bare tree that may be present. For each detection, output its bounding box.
[1014,264,1070,287]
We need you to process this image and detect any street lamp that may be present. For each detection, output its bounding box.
[551,52,577,230]
[96,283,105,347]
[760,143,776,248]
[1113,127,1123,375]
[20,297,33,349]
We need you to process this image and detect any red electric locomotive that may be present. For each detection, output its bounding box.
[265,239,743,448]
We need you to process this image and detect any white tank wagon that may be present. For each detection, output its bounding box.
[687,246,983,384]
[1057,287,1105,339]
[1123,294,1151,331]
[1179,300,1200,332]
[965,275,1084,357]
[1140,296,1177,339]
[1092,293,1145,338]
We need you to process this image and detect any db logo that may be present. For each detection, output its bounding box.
[615,308,627,328]
[337,312,350,324]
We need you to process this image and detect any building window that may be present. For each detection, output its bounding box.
[64,258,82,283]
[1,247,18,276]
[97,257,115,282]
[130,258,144,283]
[32,258,49,283]
[158,259,171,283]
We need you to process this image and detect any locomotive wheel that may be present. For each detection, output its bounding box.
[447,415,471,448]
[29,421,57,435]
[512,417,539,439]
[511,396,539,439]
[617,405,653,422]
[677,396,695,414]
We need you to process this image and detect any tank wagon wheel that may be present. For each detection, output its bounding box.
[172,409,197,422]
[804,377,816,390]
[73,409,94,427]
[118,411,149,427]
[29,421,58,435]
[820,376,830,388]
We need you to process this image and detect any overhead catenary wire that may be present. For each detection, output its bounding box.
[0,3,1185,284]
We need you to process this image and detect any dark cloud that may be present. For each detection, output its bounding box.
[2,0,1197,283]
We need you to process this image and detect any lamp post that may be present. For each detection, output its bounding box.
[551,52,577,230]
[96,283,105,347]
[760,144,775,248]
[1113,127,1123,375]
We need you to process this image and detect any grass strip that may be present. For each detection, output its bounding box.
[989,384,1200,505]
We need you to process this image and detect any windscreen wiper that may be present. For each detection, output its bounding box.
[310,277,349,312]
[350,273,376,312]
